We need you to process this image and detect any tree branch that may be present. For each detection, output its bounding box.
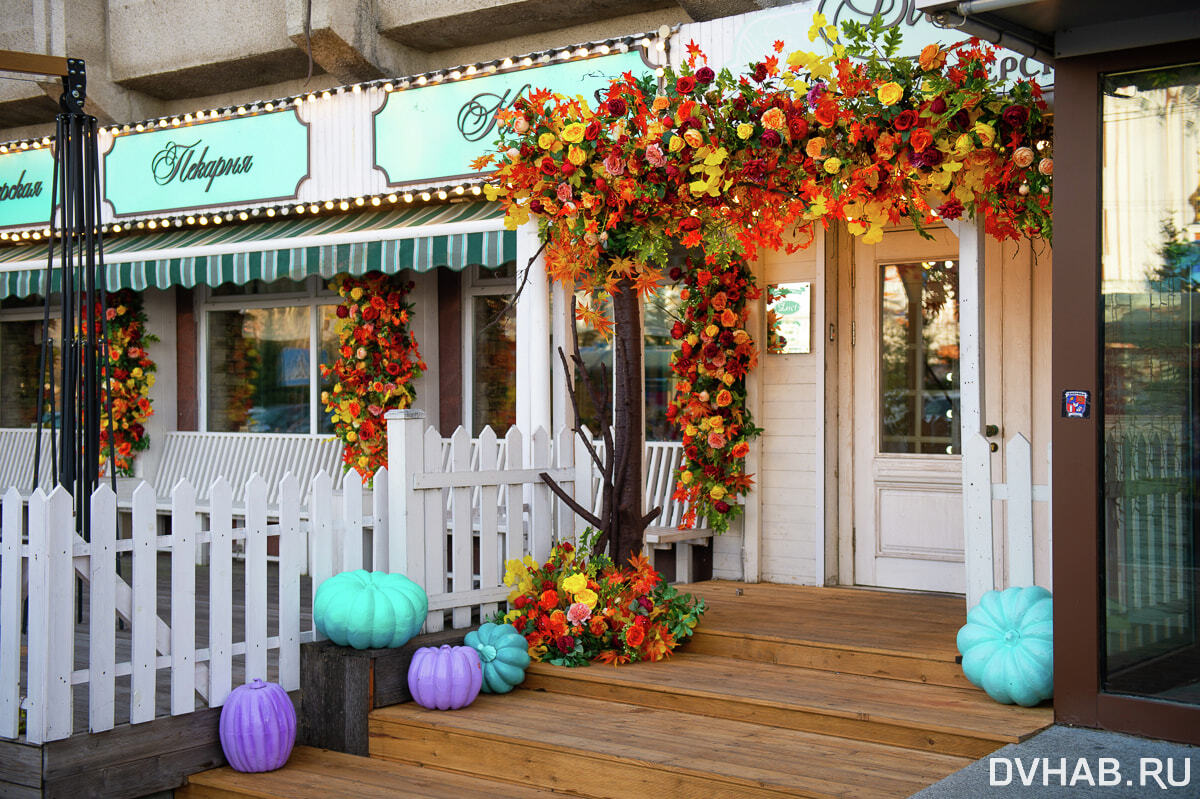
[538,470,602,528]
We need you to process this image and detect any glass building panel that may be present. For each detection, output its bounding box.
[0,318,62,428]
[207,306,310,433]
[1102,63,1200,703]
[879,261,960,455]
[471,294,517,435]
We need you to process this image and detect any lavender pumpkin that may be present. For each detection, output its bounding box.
[407,645,483,710]
[218,679,297,772]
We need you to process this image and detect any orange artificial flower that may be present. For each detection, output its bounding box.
[624,625,645,648]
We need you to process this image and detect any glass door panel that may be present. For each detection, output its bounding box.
[1102,63,1200,703]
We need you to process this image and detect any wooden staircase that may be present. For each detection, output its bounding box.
[180,582,1053,799]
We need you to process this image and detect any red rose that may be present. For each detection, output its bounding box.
[539,157,557,175]
[679,216,701,232]
[761,129,782,148]
[584,119,601,140]
[695,66,715,84]
[336,305,349,318]
[752,63,768,82]
[930,96,947,114]
[788,115,809,139]
[814,99,838,128]
[715,500,731,513]
[607,97,628,116]
[676,75,696,94]
[937,198,965,220]
[893,109,918,131]
[671,321,685,339]
[561,161,576,176]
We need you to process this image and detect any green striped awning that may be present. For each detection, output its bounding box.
[0,202,514,298]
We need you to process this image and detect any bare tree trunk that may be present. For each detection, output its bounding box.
[610,276,646,565]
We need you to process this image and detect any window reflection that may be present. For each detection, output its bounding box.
[207,306,309,433]
[1102,63,1200,703]
[471,294,516,435]
[0,317,62,427]
[879,261,960,455]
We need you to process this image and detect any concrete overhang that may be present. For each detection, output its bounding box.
[378,0,677,51]
[915,0,1200,60]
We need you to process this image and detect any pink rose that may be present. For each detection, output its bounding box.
[566,602,592,624]
[603,151,625,177]
[645,143,667,168]
[556,182,574,203]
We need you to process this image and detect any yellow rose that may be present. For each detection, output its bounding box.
[131,367,143,379]
[877,81,903,106]
[736,122,755,140]
[680,470,694,484]
[722,373,735,386]
[668,134,686,152]
[709,485,727,501]
[538,132,557,150]
[973,121,996,147]
[704,324,719,338]
[684,426,697,438]
[561,122,585,143]
[823,157,842,174]
[683,128,704,148]
[350,287,364,301]
[346,431,358,442]
[574,588,598,609]
[568,145,586,166]
[562,573,587,594]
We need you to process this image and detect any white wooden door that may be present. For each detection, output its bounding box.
[852,227,965,593]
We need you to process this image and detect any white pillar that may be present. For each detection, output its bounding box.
[515,223,552,440]
[550,280,574,434]
[950,216,994,608]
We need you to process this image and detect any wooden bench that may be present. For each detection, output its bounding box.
[589,440,714,582]
[0,428,53,496]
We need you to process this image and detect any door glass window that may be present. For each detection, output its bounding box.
[471,294,517,436]
[1102,63,1200,703]
[207,306,310,433]
[879,261,960,455]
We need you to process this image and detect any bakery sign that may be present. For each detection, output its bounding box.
[0,148,54,229]
[104,108,310,217]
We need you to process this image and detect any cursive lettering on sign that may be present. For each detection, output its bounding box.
[817,0,923,30]
[150,140,254,193]
[0,170,43,203]
[456,84,532,142]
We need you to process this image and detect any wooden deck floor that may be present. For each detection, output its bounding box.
[61,554,313,732]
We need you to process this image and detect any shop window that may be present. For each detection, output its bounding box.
[463,264,516,436]
[573,283,684,442]
[202,276,341,434]
[1101,63,1200,703]
[879,261,960,455]
[0,314,62,428]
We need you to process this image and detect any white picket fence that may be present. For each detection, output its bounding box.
[385,410,582,632]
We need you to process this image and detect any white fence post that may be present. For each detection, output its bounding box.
[130,482,157,724]
[244,474,268,682]
[170,478,197,716]
[0,488,23,739]
[208,477,234,707]
[309,470,334,642]
[89,484,118,733]
[421,427,445,632]
[478,426,500,622]
[278,473,302,692]
[371,467,389,571]
[1005,434,1035,587]
[386,409,426,580]
[341,471,364,572]
[23,489,49,743]
[449,427,472,630]
[573,425,594,542]
[529,427,553,563]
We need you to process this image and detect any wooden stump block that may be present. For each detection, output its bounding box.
[298,630,465,755]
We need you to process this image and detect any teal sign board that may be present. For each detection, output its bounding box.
[0,148,54,228]
[104,110,310,217]
[374,50,650,185]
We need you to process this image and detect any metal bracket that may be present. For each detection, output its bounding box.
[60,57,86,114]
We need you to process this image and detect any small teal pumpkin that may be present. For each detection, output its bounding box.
[957,586,1053,707]
[313,570,428,649]
[464,622,531,694]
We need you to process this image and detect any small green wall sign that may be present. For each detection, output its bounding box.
[104,110,310,217]
[0,148,54,229]
[374,50,650,186]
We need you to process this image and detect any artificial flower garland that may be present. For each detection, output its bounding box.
[480,15,1052,534]
[320,271,426,478]
[498,540,705,666]
[99,289,157,477]
[666,256,761,532]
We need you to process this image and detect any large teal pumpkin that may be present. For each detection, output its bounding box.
[313,570,428,649]
[463,622,531,694]
[957,585,1053,707]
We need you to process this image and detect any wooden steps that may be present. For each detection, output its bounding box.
[683,581,974,688]
[370,691,974,799]
[178,582,1052,799]
[178,745,571,799]
[523,653,1050,758]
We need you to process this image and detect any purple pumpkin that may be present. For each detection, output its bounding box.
[218,679,297,772]
[407,645,483,710]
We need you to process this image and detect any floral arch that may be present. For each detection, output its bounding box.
[478,15,1053,562]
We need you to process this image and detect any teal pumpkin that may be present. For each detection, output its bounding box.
[463,622,531,694]
[957,586,1053,707]
[313,570,428,649]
